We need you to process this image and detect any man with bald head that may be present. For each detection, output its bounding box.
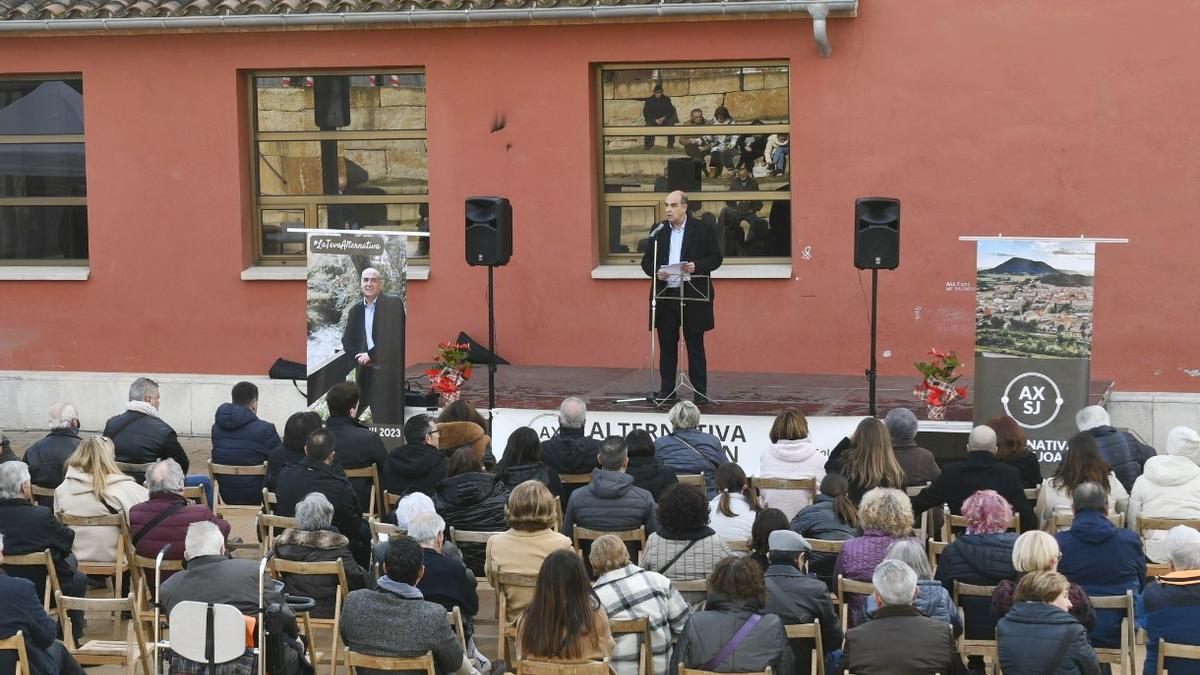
[341,265,406,423]
[23,401,83,503]
[911,424,1037,532]
[639,190,723,404]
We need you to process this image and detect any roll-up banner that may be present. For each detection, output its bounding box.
[306,230,409,425]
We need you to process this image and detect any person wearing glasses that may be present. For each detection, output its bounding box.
[382,414,449,498]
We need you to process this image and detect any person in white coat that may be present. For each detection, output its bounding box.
[54,435,149,563]
[1127,426,1200,563]
[756,411,826,520]
[1035,432,1127,532]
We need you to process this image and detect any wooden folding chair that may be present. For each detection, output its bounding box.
[128,552,184,632]
[610,617,653,675]
[114,462,152,483]
[1088,590,1135,675]
[784,619,825,675]
[942,513,1019,543]
[383,490,402,514]
[953,581,999,672]
[209,461,268,551]
[447,606,467,652]
[181,485,208,507]
[726,539,751,553]
[571,526,647,560]
[57,591,151,675]
[347,650,435,674]
[0,630,31,675]
[928,539,950,573]
[679,666,770,675]
[1052,511,1125,532]
[272,557,348,674]
[906,483,931,539]
[676,475,705,492]
[494,571,540,663]
[2,549,61,612]
[57,512,131,599]
[29,484,56,505]
[261,487,278,514]
[836,575,874,633]
[369,518,402,542]
[1023,487,1040,502]
[750,476,817,508]
[450,527,504,596]
[343,465,382,517]
[520,660,615,675]
[1157,638,1200,674]
[1138,516,1200,576]
[257,513,297,555]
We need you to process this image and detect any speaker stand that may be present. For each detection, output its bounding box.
[865,268,879,418]
[487,264,497,429]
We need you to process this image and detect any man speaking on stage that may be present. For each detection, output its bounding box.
[341,266,406,424]
[640,190,723,403]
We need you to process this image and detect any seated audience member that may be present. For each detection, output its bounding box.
[1036,432,1127,531]
[494,427,562,497]
[343,537,480,675]
[382,413,448,497]
[275,428,371,566]
[1055,481,1144,650]
[884,408,940,488]
[823,417,906,504]
[1075,405,1156,493]
[486,480,573,619]
[590,534,690,675]
[434,447,510,575]
[323,382,389,512]
[866,539,960,636]
[54,435,149,563]
[997,571,1100,675]
[1139,525,1200,675]
[641,484,733,605]
[840,560,964,675]
[762,530,841,673]
[23,401,82,505]
[992,530,1095,630]
[763,132,789,175]
[707,462,760,543]
[0,436,14,464]
[624,429,678,500]
[654,401,726,497]
[439,400,496,467]
[671,555,792,675]
[757,411,825,519]
[160,522,306,674]
[679,108,712,164]
[0,534,83,675]
[0,462,88,640]
[211,381,281,505]
[540,397,602,494]
[273,492,368,619]
[911,424,1037,533]
[130,459,231,565]
[747,508,789,572]
[267,411,321,492]
[1127,425,1200,563]
[372,492,470,579]
[517,549,615,663]
[989,414,1044,489]
[563,435,657,544]
[408,511,480,641]
[103,376,213,503]
[790,473,860,589]
[834,487,919,628]
[438,421,490,462]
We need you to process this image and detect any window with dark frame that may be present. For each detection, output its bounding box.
[0,77,88,264]
[251,71,429,265]
[598,63,791,265]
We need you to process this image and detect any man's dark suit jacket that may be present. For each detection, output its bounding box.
[639,215,723,333]
[911,451,1037,533]
[341,293,406,423]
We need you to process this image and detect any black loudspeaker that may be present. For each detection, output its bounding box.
[666,157,702,192]
[465,196,513,266]
[313,76,351,129]
[854,197,901,270]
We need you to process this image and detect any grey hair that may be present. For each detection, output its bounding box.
[885,539,934,581]
[598,436,628,471]
[1071,481,1107,514]
[295,492,334,531]
[184,521,225,559]
[967,425,998,453]
[145,459,185,494]
[407,510,446,546]
[884,408,919,443]
[1075,405,1110,432]
[128,377,160,403]
[1166,525,1200,570]
[669,401,701,430]
[558,397,587,429]
[49,401,78,430]
[872,559,918,607]
[0,462,30,500]
[395,492,436,531]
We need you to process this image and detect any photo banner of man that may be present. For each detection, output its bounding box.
[971,238,1096,475]
[306,231,408,425]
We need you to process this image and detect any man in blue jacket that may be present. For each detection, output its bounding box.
[1139,525,1200,675]
[0,535,82,675]
[1076,405,1156,492]
[211,381,281,505]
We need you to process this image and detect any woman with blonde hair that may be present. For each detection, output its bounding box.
[991,530,1095,629]
[832,487,918,627]
[757,410,825,519]
[825,417,905,504]
[485,480,572,619]
[54,435,149,562]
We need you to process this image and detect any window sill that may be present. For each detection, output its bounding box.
[242,265,430,281]
[0,266,90,281]
[590,264,792,280]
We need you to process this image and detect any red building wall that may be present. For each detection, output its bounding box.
[1,1,1197,391]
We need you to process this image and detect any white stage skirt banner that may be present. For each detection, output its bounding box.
[490,408,867,477]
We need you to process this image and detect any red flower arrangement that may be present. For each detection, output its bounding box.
[426,342,473,403]
[913,348,968,413]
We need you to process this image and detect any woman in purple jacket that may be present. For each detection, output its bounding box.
[833,487,919,627]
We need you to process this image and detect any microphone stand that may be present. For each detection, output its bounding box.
[618,229,663,406]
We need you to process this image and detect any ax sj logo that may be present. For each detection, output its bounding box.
[1000,372,1064,430]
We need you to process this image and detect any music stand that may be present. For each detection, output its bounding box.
[656,271,715,406]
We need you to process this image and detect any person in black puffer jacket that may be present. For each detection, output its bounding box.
[433,447,510,575]
[1076,406,1157,493]
[790,474,860,590]
[211,382,282,505]
[540,397,602,503]
[625,429,678,499]
[324,382,390,513]
[997,570,1100,675]
[494,427,562,497]
[103,377,191,481]
[273,493,368,619]
[382,414,449,498]
[267,412,322,492]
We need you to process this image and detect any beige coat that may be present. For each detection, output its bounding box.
[1034,472,1127,532]
[485,528,573,619]
[54,466,149,562]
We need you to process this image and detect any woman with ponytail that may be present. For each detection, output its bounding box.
[790,473,861,588]
[707,463,761,542]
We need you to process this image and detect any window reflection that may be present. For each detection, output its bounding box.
[0,205,88,260]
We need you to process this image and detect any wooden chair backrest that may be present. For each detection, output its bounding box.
[560,473,595,487]
[676,475,705,491]
[447,606,466,652]
[1138,516,1200,536]
[572,526,647,552]
[384,490,402,512]
[2,549,60,611]
[57,511,125,528]
[0,630,30,675]
[679,666,770,675]
[609,617,652,675]
[784,619,825,675]
[495,572,541,662]
[257,513,297,552]
[1023,487,1040,501]
[726,539,751,553]
[519,660,615,675]
[261,488,278,514]
[115,462,152,479]
[836,575,874,632]
[342,465,382,517]
[1158,638,1200,674]
[672,578,708,595]
[346,650,435,674]
[806,539,846,555]
[181,485,208,507]
[369,519,402,542]
[1089,590,1135,670]
[270,557,350,597]
[928,539,950,571]
[749,477,816,504]
[55,590,151,675]
[208,461,267,510]
[1054,511,1125,530]
[449,527,505,546]
[942,513,1019,543]
[29,485,55,501]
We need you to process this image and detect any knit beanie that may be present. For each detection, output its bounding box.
[1166,426,1200,465]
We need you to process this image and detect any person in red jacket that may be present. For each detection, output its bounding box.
[128,459,231,575]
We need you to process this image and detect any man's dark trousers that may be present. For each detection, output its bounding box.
[657,298,706,396]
